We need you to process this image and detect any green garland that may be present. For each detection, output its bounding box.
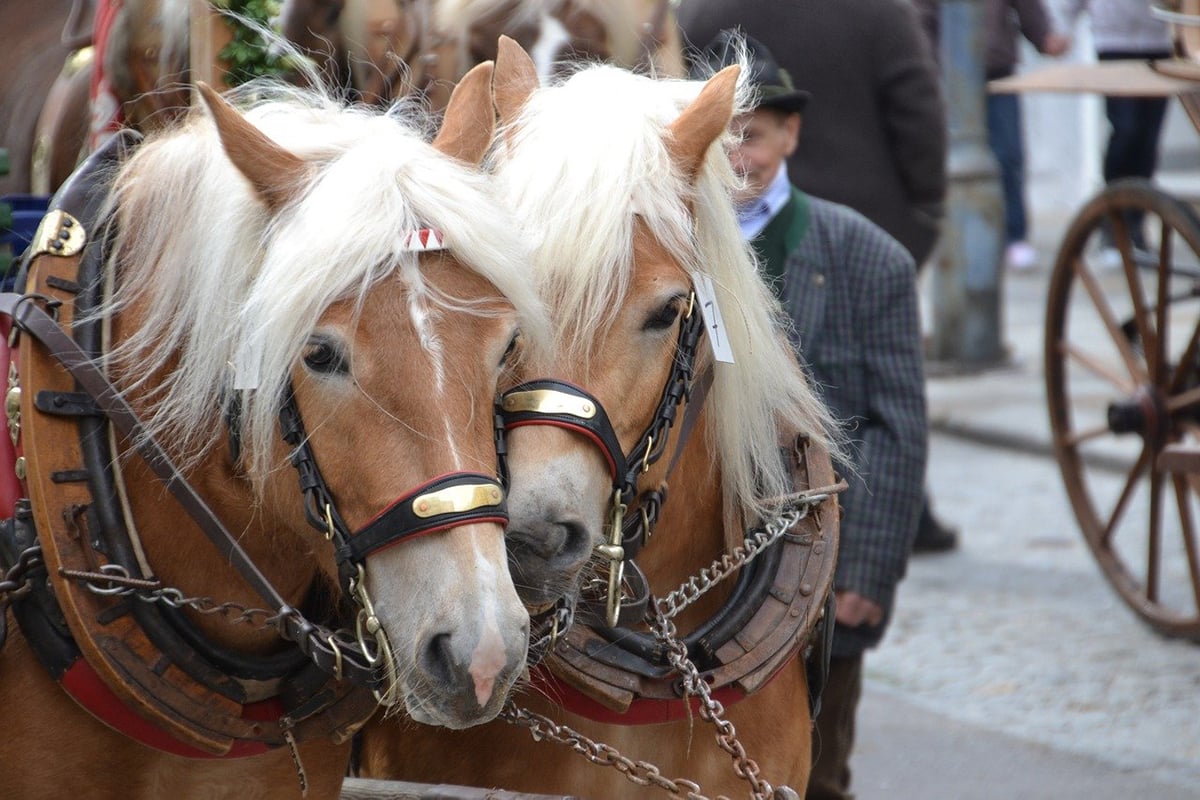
[211,0,293,86]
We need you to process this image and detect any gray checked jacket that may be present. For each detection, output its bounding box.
[769,192,928,657]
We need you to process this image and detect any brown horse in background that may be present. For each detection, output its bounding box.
[0,0,89,195]
[357,38,840,799]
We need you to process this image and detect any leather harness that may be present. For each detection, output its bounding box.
[0,130,509,756]
[496,285,841,723]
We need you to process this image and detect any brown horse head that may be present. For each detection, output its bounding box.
[102,64,540,730]
[491,37,835,616]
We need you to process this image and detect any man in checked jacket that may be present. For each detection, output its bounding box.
[691,32,928,800]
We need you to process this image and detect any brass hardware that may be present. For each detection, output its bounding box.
[322,503,335,541]
[14,457,25,481]
[327,634,344,681]
[6,363,19,446]
[684,290,695,320]
[30,210,87,258]
[603,489,627,628]
[350,564,400,706]
[411,483,504,519]
[502,389,597,419]
[640,435,654,473]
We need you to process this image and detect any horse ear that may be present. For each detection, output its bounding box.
[432,61,496,165]
[195,82,309,212]
[667,65,741,183]
[494,35,539,131]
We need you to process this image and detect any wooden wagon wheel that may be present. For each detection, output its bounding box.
[1045,177,1200,642]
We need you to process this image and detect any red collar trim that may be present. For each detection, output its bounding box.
[61,658,283,758]
[529,665,746,726]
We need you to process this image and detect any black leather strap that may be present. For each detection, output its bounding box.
[3,292,383,688]
[339,472,508,563]
[500,378,628,480]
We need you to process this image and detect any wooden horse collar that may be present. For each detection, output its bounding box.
[531,435,842,725]
[0,131,383,757]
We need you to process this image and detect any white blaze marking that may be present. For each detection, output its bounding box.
[468,545,507,707]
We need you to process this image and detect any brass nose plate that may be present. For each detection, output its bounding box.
[412,483,504,518]
[502,389,596,419]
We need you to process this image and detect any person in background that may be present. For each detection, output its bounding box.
[1062,0,1173,251]
[987,0,1071,271]
[691,30,929,800]
[676,0,957,553]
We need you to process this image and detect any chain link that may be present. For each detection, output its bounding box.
[57,565,283,630]
[500,702,718,800]
[657,491,829,621]
[651,607,773,799]
[503,495,832,800]
[0,545,43,603]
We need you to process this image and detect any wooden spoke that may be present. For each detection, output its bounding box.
[1063,421,1118,448]
[1060,340,1138,394]
[1171,474,1200,613]
[1117,219,1157,377]
[1101,446,1150,548]
[1074,253,1150,385]
[1166,385,1200,414]
[1146,461,1164,603]
[1168,318,1200,395]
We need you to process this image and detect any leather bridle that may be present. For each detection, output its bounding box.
[497,292,709,627]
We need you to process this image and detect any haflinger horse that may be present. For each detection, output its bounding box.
[0,62,544,799]
[357,37,842,799]
[430,0,685,85]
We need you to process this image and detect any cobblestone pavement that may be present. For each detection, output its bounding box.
[860,433,1200,798]
[850,202,1200,798]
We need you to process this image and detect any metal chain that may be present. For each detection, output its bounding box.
[0,544,43,602]
[502,495,832,800]
[657,497,820,621]
[652,607,773,799]
[58,565,283,630]
[499,702,720,800]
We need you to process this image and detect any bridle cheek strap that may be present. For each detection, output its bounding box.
[336,471,507,564]
[499,379,629,483]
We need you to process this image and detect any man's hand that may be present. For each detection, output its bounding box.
[834,591,884,628]
[1042,33,1072,57]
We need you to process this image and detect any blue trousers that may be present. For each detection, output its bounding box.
[1098,50,1171,184]
[986,91,1026,245]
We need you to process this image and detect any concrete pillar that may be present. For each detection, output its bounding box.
[929,0,1007,368]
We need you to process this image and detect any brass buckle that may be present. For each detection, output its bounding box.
[596,489,627,628]
[350,563,400,706]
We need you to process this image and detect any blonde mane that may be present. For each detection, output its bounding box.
[493,64,840,516]
[99,84,543,480]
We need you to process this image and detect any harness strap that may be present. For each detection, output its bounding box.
[2,292,381,688]
[499,378,627,480]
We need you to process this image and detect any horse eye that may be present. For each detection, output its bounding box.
[500,330,522,366]
[303,338,348,375]
[643,298,682,331]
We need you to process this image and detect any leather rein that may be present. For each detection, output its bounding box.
[0,131,510,756]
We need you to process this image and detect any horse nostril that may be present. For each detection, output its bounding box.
[420,631,458,689]
[507,520,592,566]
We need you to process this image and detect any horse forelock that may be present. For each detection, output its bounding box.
[100,89,541,480]
[497,63,841,515]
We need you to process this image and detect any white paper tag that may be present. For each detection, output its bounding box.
[692,274,735,364]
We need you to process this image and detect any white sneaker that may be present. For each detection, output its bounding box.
[1005,241,1037,271]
